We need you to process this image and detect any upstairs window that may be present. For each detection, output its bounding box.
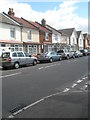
[10,28,15,38]
[45,33,48,40]
[80,39,82,45]
[27,30,31,40]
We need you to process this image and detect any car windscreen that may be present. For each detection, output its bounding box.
[2,52,10,58]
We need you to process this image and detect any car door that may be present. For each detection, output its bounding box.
[17,52,25,65]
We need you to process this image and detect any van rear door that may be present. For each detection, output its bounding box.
[2,52,10,62]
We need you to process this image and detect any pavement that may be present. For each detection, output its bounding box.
[1,56,89,119]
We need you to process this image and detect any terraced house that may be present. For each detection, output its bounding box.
[0,8,40,56]
[29,19,52,53]
[58,28,78,51]
[0,11,23,56]
[76,31,84,50]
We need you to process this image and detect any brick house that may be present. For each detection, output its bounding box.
[83,33,89,49]
[29,19,52,53]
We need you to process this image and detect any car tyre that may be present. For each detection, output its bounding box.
[49,58,53,63]
[59,57,62,61]
[33,60,37,66]
[66,55,69,60]
[14,62,20,69]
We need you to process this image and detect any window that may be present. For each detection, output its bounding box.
[27,30,31,40]
[24,52,29,57]
[45,33,48,40]
[1,44,6,47]
[73,38,75,44]
[17,52,24,57]
[80,39,82,45]
[12,52,17,57]
[10,28,15,38]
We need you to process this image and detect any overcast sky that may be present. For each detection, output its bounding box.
[0,0,88,33]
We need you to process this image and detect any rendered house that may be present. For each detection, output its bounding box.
[58,28,78,51]
[6,8,40,55]
[0,11,23,56]
[30,19,52,53]
[76,31,84,50]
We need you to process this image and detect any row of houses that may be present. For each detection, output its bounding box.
[0,8,90,56]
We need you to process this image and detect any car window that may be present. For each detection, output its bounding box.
[12,52,17,57]
[17,52,24,57]
[2,52,10,58]
[24,52,29,57]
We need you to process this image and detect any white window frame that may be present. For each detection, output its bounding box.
[27,30,31,41]
[45,33,49,41]
[10,28,15,39]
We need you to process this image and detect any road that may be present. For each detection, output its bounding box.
[1,56,89,118]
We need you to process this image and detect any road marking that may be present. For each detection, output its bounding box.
[71,83,77,88]
[76,80,83,83]
[38,64,59,70]
[0,72,21,78]
[63,88,70,92]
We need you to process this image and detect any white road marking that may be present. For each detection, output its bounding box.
[38,63,60,70]
[0,72,21,78]
[71,83,77,88]
[76,80,83,83]
[63,88,70,92]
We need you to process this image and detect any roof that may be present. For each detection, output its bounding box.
[30,21,52,33]
[46,24,61,34]
[58,28,75,37]
[3,12,38,29]
[83,33,87,39]
[76,31,81,38]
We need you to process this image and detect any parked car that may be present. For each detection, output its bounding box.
[88,50,90,55]
[74,50,83,57]
[38,51,62,63]
[80,49,88,56]
[57,49,75,59]
[2,51,37,69]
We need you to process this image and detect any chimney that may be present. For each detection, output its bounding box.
[41,18,46,27]
[8,8,15,16]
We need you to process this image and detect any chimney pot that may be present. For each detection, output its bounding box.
[8,8,15,16]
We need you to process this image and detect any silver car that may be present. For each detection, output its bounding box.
[38,51,62,63]
[2,51,37,69]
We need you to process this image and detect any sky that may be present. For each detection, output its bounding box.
[0,0,89,33]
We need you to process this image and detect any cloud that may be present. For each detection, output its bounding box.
[0,0,88,32]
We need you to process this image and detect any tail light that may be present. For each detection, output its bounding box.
[8,57,11,62]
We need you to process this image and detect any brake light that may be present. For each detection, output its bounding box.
[8,57,11,62]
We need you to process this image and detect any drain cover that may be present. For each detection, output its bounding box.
[10,103,26,114]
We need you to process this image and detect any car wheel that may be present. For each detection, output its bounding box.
[14,62,19,69]
[73,55,75,59]
[59,57,62,61]
[49,58,53,62]
[67,55,69,60]
[33,60,37,66]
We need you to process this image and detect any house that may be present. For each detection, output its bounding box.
[76,31,84,50]
[6,8,40,55]
[58,28,78,51]
[29,19,52,53]
[87,34,90,49]
[83,33,88,49]
[39,19,62,52]
[0,11,23,56]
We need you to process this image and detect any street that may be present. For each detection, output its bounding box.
[1,56,89,118]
